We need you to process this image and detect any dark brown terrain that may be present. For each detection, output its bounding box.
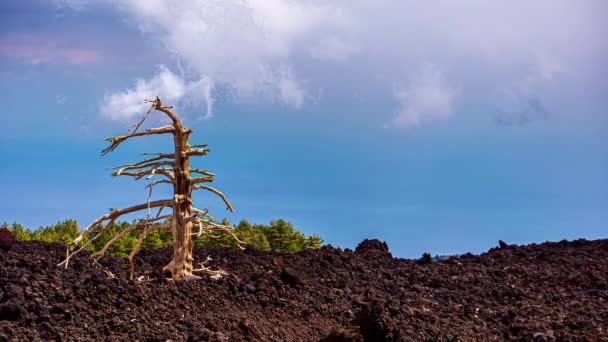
[0,237,607,341]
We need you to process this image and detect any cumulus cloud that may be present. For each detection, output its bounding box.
[392,64,458,128]
[57,0,606,126]
[109,0,348,108]
[100,66,213,120]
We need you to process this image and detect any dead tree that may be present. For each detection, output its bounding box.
[58,97,243,280]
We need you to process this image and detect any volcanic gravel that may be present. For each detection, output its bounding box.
[0,237,607,341]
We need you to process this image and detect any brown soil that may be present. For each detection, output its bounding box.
[0,238,607,341]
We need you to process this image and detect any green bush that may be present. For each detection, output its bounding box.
[3,217,323,257]
[31,220,80,245]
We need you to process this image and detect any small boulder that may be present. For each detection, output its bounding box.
[416,252,433,265]
[354,239,392,258]
[0,302,24,322]
[280,268,302,287]
[498,240,510,249]
[0,228,15,252]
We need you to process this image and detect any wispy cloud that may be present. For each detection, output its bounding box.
[100,65,214,121]
[392,64,458,128]
[493,95,549,126]
[277,67,306,109]
[54,0,88,11]
[56,95,68,105]
[0,33,100,66]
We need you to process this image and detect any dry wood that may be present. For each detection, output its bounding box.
[193,185,234,212]
[59,97,237,281]
[102,125,175,155]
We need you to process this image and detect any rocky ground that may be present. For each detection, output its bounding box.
[0,236,607,341]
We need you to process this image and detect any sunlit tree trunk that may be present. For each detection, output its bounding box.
[59,97,242,281]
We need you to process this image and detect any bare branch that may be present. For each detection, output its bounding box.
[129,230,147,280]
[146,179,173,188]
[191,207,213,220]
[193,256,227,280]
[139,214,172,223]
[190,169,215,177]
[193,185,234,212]
[110,154,175,171]
[111,161,174,176]
[58,218,116,269]
[191,217,245,249]
[113,168,175,181]
[154,205,167,219]
[102,125,175,156]
[184,148,209,157]
[128,102,155,135]
[67,199,172,247]
[93,222,171,260]
[145,97,184,128]
[128,222,170,280]
[192,176,214,184]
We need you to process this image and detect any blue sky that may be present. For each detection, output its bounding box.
[0,0,606,258]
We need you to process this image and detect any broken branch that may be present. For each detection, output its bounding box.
[113,168,175,181]
[102,125,175,156]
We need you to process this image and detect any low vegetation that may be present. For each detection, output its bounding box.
[1,218,323,258]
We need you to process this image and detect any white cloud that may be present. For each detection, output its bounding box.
[59,0,606,126]
[107,0,349,109]
[100,65,213,120]
[392,64,458,128]
[310,36,358,62]
[277,67,306,109]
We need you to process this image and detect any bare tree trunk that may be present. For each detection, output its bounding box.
[163,114,196,280]
[60,97,241,281]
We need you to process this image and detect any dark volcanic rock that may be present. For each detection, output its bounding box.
[416,252,433,265]
[320,326,363,342]
[498,240,510,249]
[0,238,607,341]
[0,229,15,252]
[354,239,392,258]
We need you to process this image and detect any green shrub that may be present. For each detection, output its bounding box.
[5,218,323,256]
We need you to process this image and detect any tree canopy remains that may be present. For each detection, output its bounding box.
[58,97,242,280]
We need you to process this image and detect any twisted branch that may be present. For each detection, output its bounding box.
[190,169,215,177]
[110,153,175,170]
[128,222,172,280]
[58,199,172,268]
[113,168,175,181]
[111,161,174,176]
[193,185,234,212]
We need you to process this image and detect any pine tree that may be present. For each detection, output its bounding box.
[264,219,307,253]
[235,220,271,251]
[306,234,324,250]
